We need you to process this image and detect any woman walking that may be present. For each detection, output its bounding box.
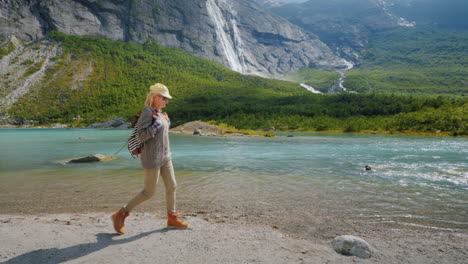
[112,83,188,234]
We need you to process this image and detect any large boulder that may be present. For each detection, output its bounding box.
[172,121,225,136]
[67,154,116,163]
[332,235,373,259]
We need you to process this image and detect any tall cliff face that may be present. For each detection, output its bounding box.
[269,0,415,61]
[0,0,347,76]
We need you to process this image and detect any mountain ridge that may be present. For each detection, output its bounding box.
[268,0,414,61]
[0,0,347,77]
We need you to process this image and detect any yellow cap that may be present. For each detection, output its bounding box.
[149,83,172,99]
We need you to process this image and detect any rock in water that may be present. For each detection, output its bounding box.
[69,155,100,163]
[332,235,373,258]
[172,121,224,136]
[68,154,115,163]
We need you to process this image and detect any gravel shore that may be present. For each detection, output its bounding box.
[1,211,466,264]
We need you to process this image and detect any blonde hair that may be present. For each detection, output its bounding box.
[144,92,157,108]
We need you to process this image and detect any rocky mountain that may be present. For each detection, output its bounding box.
[388,0,468,30]
[0,36,63,112]
[255,0,308,8]
[268,0,416,61]
[0,0,347,77]
[264,0,468,62]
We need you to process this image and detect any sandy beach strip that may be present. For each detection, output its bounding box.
[1,212,467,264]
[1,213,341,264]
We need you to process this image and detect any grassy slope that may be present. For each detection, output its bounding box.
[344,27,468,95]
[8,31,307,126]
[6,32,467,135]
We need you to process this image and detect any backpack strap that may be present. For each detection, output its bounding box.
[130,110,142,128]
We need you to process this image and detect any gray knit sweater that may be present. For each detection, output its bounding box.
[136,107,171,169]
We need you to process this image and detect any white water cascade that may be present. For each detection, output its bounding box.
[300,83,322,94]
[330,59,355,93]
[206,0,246,73]
[374,0,415,27]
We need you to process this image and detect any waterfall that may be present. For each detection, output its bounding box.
[329,59,354,93]
[338,60,354,92]
[231,18,246,70]
[300,83,322,94]
[374,0,415,27]
[206,0,245,73]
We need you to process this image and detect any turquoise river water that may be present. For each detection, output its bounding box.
[0,129,466,231]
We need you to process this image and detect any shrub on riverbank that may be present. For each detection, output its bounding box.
[215,104,467,136]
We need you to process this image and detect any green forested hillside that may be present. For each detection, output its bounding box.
[7,32,467,135]
[344,27,468,95]
[9,31,305,124]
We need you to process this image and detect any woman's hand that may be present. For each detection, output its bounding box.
[162,112,169,120]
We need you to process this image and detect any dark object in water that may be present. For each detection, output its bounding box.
[67,154,115,163]
[365,165,372,171]
[68,155,101,163]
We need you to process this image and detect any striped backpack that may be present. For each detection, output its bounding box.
[128,109,143,157]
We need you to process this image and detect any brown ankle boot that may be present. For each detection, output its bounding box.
[167,212,189,229]
[111,209,130,234]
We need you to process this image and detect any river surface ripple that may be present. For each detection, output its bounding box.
[1,129,466,230]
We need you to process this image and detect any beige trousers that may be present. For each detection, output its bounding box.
[124,160,177,214]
